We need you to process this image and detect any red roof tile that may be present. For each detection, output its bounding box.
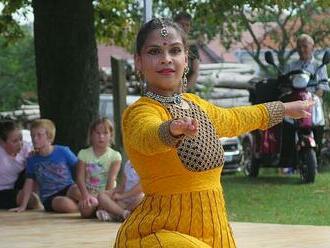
[97,44,133,69]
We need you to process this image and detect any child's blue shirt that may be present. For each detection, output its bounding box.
[26,145,78,202]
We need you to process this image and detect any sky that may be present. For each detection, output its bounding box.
[0,4,34,24]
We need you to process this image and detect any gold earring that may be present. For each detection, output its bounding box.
[181,67,189,92]
[136,70,147,95]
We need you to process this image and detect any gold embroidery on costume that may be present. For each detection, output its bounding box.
[158,120,183,147]
[165,101,224,172]
[264,101,285,128]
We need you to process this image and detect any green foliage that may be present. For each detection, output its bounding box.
[220,2,330,75]
[1,0,329,83]
[0,0,31,43]
[93,0,142,52]
[0,26,36,111]
[151,1,330,77]
[2,0,329,55]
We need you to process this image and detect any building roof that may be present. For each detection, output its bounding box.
[97,44,133,70]
[97,11,330,67]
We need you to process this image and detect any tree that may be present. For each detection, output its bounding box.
[153,1,330,75]
[1,0,329,151]
[0,26,36,111]
[94,0,142,51]
[217,2,330,74]
[0,0,31,44]
[32,0,99,153]
[0,0,142,152]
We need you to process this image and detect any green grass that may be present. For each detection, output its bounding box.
[222,169,330,226]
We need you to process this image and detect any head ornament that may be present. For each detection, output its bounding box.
[157,18,168,38]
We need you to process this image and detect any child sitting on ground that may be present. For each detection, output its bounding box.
[76,117,121,218]
[96,160,144,222]
[10,119,81,213]
[0,120,41,210]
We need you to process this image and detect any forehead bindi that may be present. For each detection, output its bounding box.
[144,27,183,48]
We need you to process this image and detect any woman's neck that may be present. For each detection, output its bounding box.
[147,87,177,96]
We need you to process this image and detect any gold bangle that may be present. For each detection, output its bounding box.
[264,101,285,128]
[158,120,184,147]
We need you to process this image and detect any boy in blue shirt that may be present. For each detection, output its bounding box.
[10,119,81,213]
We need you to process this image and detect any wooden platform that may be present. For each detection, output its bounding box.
[1,210,330,248]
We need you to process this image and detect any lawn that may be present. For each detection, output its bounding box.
[222,169,330,226]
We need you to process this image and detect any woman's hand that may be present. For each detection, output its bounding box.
[170,117,198,137]
[283,100,314,119]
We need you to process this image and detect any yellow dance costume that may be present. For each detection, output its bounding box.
[114,93,284,248]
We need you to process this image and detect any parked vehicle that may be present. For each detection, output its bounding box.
[221,137,243,173]
[99,94,140,121]
[242,50,330,183]
[319,128,330,171]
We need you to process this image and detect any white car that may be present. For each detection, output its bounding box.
[220,137,243,173]
[99,94,140,121]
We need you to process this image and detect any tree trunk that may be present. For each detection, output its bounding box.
[32,0,99,153]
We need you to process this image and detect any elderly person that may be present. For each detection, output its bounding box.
[285,34,329,164]
[286,34,329,96]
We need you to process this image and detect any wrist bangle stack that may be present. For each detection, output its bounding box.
[159,120,184,147]
[264,101,285,128]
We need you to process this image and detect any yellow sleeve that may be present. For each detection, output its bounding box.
[207,103,269,137]
[185,94,281,138]
[122,101,174,156]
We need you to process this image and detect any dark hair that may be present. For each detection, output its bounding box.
[174,12,192,22]
[0,120,19,142]
[135,18,187,55]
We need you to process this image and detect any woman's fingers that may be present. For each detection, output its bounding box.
[170,118,198,137]
[300,100,313,118]
[304,99,314,108]
[191,118,198,130]
[284,100,315,119]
